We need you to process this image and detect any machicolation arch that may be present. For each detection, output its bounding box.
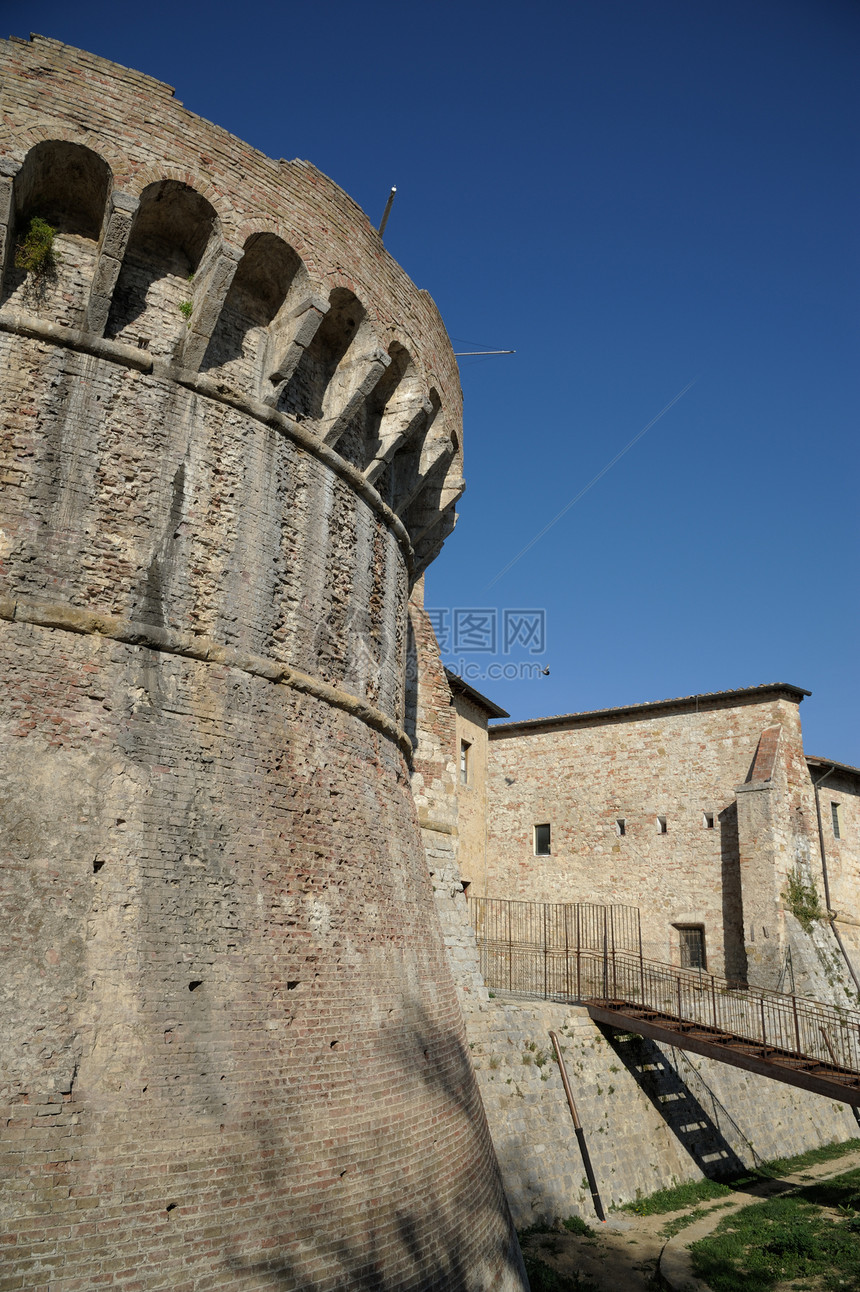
[0,128,464,574]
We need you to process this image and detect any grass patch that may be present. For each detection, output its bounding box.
[621,1137,860,1216]
[622,1177,735,1216]
[756,1136,860,1179]
[521,1251,597,1292]
[690,1166,860,1292]
[562,1214,595,1237]
[660,1200,734,1239]
[518,1221,557,1241]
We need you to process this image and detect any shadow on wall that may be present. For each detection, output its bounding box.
[227,992,525,1291]
[403,616,419,751]
[670,1046,767,1170]
[600,1027,750,1181]
[719,802,749,984]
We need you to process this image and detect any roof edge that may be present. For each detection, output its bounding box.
[489,683,810,737]
[445,670,510,719]
[806,755,860,780]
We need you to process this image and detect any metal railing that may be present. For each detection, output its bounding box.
[476,940,860,1075]
[469,898,860,1077]
[468,896,641,955]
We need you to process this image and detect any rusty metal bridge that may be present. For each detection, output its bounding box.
[468,897,860,1106]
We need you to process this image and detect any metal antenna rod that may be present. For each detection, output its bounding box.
[377,186,397,237]
[453,349,516,357]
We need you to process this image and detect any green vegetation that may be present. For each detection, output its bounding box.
[14,216,57,277]
[561,1214,595,1237]
[621,1138,860,1216]
[784,868,824,931]
[520,1251,597,1292]
[660,1201,733,1239]
[623,1176,735,1216]
[690,1166,860,1292]
[179,299,193,319]
[755,1137,860,1179]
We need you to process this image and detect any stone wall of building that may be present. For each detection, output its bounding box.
[452,694,490,891]
[0,36,526,1292]
[466,995,859,1229]
[407,584,492,1012]
[483,687,860,997]
[440,681,860,1225]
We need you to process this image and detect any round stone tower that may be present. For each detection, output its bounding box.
[0,36,525,1291]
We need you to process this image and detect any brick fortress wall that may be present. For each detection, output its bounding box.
[0,36,525,1291]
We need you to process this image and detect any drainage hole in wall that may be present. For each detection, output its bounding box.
[188,981,203,992]
[330,1040,339,1049]
[287,980,300,990]
[166,1203,177,1213]
[93,859,105,873]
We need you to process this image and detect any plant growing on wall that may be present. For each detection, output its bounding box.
[784,868,823,932]
[14,216,58,278]
[179,300,193,319]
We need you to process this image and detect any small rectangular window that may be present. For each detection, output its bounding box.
[678,926,706,970]
[703,812,715,829]
[831,802,842,840]
[534,823,551,856]
[657,816,668,834]
[460,740,470,785]
[616,818,626,836]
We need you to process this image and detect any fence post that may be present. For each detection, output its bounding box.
[792,995,800,1054]
[711,975,717,1031]
[760,997,767,1049]
[676,974,682,1022]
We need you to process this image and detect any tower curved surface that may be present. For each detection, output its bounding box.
[0,35,524,1291]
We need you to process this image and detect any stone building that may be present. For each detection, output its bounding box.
[0,35,526,1292]
[410,658,860,1229]
[448,679,860,999]
[424,671,860,1225]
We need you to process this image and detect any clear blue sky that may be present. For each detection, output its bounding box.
[9,0,859,761]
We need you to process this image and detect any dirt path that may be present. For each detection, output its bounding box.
[523,1212,667,1290]
[520,1146,860,1292]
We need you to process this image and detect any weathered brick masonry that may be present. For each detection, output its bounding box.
[0,36,525,1292]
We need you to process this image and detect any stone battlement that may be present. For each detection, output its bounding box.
[0,34,463,577]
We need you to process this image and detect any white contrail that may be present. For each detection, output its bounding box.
[485,377,699,590]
